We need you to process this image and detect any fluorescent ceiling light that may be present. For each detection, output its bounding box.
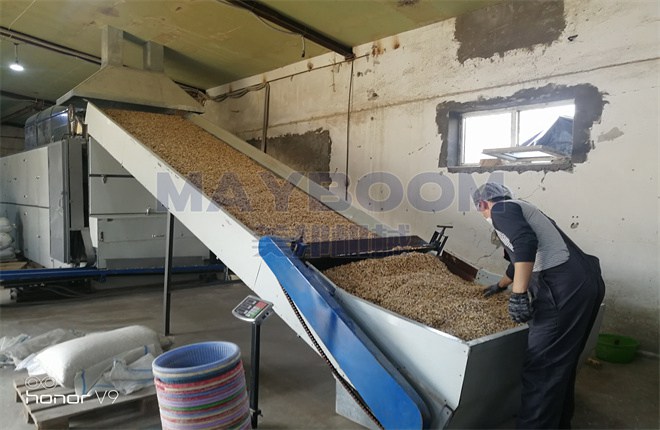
[10,43,24,72]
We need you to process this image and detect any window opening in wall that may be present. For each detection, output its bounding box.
[461,101,575,166]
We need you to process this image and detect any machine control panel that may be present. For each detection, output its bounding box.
[232,295,273,324]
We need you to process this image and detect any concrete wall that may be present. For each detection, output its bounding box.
[0,126,24,156]
[202,0,659,353]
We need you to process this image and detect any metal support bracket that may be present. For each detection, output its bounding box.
[163,212,175,336]
[430,225,453,256]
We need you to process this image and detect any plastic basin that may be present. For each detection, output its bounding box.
[596,333,639,363]
[152,341,250,430]
[153,341,241,383]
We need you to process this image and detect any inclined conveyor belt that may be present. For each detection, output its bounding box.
[84,103,429,429]
[85,102,604,429]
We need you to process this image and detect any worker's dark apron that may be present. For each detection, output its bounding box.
[517,223,606,429]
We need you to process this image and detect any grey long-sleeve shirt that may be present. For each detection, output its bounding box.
[491,200,569,278]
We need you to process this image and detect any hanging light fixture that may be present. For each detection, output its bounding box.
[10,43,24,72]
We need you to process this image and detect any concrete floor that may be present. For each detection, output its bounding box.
[0,281,658,429]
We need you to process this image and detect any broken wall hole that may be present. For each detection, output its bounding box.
[436,83,606,173]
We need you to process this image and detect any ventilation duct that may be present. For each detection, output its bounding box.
[57,26,203,113]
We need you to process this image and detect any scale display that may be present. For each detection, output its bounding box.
[232,295,273,323]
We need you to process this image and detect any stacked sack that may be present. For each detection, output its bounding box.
[0,217,17,262]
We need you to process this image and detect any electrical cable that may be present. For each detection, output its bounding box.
[211,82,268,102]
[6,0,38,33]
[216,0,297,35]
[215,0,305,58]
[345,60,354,201]
[210,53,368,103]
[253,14,298,35]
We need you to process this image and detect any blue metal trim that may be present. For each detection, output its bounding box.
[0,264,226,283]
[259,236,429,430]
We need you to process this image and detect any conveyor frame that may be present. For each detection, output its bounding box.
[83,102,604,429]
[84,103,430,429]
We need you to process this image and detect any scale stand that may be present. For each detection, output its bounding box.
[232,295,274,429]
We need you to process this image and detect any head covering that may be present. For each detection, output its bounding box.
[472,182,513,206]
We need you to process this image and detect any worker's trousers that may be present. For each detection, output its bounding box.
[516,248,605,429]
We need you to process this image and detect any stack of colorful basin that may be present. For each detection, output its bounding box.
[152,341,250,429]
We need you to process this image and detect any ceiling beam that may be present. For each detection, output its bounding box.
[0,26,100,65]
[224,0,355,59]
[2,101,47,123]
[1,27,207,95]
[1,90,54,104]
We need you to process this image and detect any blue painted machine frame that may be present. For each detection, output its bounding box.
[259,236,430,429]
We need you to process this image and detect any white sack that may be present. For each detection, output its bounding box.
[0,247,15,261]
[34,325,162,388]
[105,352,156,394]
[0,217,14,234]
[5,328,82,367]
[0,334,29,367]
[76,348,156,395]
[0,232,14,250]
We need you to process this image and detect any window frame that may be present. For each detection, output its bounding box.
[436,84,605,174]
[459,100,575,166]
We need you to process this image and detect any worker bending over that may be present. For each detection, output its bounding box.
[473,182,605,429]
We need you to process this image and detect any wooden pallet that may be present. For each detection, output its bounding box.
[13,372,157,429]
[0,259,27,271]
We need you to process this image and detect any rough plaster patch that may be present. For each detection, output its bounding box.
[454,0,565,63]
[98,6,119,17]
[371,41,385,57]
[247,129,332,184]
[597,127,624,142]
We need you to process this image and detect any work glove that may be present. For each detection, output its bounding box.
[483,283,507,298]
[508,292,533,323]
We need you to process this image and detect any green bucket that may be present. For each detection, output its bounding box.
[596,333,639,363]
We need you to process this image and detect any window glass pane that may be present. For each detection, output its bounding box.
[462,112,511,164]
[518,104,575,155]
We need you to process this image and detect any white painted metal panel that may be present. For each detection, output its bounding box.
[48,141,69,262]
[26,149,49,208]
[92,215,209,269]
[0,156,19,203]
[0,147,49,207]
[84,103,308,339]
[0,203,69,268]
[89,176,161,215]
[95,215,198,243]
[334,285,529,428]
[89,138,131,176]
[333,288,467,413]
